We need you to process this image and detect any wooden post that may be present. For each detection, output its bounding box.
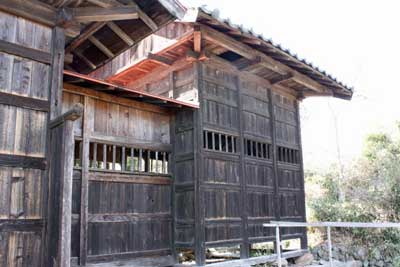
[194,62,206,266]
[268,89,282,252]
[236,76,250,259]
[80,96,91,265]
[295,100,308,249]
[47,105,83,267]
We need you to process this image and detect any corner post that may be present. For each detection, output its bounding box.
[194,61,206,266]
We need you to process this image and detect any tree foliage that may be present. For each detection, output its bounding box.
[306,124,400,244]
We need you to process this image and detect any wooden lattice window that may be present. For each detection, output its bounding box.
[244,138,272,160]
[277,146,300,164]
[73,140,170,174]
[203,130,237,153]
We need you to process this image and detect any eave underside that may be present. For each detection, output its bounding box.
[94,21,352,100]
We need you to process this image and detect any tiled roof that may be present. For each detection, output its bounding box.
[195,6,353,99]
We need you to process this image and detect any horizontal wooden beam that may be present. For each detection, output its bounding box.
[89,134,172,152]
[0,39,52,64]
[148,53,174,66]
[0,154,46,169]
[87,250,173,265]
[201,24,327,93]
[0,0,56,28]
[88,212,171,223]
[65,6,139,23]
[88,172,172,185]
[85,0,122,7]
[0,0,80,37]
[270,73,294,85]
[0,219,44,232]
[0,92,49,111]
[86,0,157,30]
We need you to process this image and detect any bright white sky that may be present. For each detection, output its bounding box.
[181,0,400,169]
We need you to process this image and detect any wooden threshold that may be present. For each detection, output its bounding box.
[174,249,307,267]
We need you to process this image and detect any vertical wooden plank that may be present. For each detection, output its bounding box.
[112,145,116,170]
[155,151,159,173]
[93,142,97,168]
[103,144,107,170]
[121,146,125,171]
[139,149,143,172]
[10,172,24,219]
[218,133,222,151]
[147,150,151,173]
[211,132,215,150]
[204,130,208,150]
[0,53,13,93]
[162,152,166,174]
[0,168,11,219]
[0,11,17,43]
[130,147,134,172]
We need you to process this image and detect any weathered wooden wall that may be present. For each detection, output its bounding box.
[188,61,307,264]
[0,10,65,267]
[63,85,175,266]
[133,55,307,265]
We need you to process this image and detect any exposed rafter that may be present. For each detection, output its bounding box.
[200,24,327,93]
[73,50,96,70]
[88,36,114,58]
[135,4,158,31]
[65,22,106,54]
[106,22,134,46]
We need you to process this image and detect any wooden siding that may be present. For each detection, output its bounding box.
[63,87,174,265]
[0,10,63,267]
[170,60,307,263]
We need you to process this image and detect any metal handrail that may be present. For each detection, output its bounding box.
[263,221,400,267]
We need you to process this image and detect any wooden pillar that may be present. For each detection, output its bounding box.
[236,76,250,258]
[170,114,177,260]
[295,100,308,249]
[79,96,92,266]
[47,105,83,267]
[194,62,206,266]
[268,89,281,251]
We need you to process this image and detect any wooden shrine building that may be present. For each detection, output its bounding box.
[0,2,353,267]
